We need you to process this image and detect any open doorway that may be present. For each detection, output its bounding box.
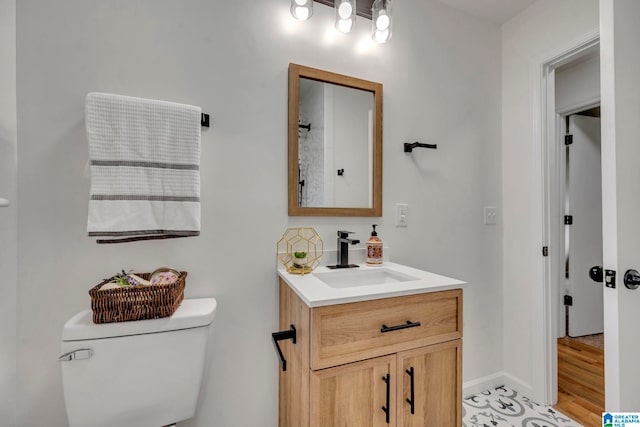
[555,108,605,426]
[550,48,604,426]
[562,108,603,341]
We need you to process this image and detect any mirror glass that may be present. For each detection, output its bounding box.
[288,64,382,217]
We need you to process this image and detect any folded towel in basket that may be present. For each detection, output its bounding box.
[86,92,202,243]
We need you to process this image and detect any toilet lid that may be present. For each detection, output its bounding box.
[62,298,217,341]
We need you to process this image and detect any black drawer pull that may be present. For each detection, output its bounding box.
[381,320,421,333]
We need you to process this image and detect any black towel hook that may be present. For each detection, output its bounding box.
[404,141,437,152]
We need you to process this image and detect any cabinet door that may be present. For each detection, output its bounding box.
[310,354,396,427]
[397,340,462,427]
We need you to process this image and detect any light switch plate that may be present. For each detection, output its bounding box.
[395,203,408,227]
[484,206,497,225]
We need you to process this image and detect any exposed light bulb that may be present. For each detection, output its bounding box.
[335,0,356,33]
[337,18,354,33]
[338,2,353,19]
[373,29,390,43]
[291,0,313,21]
[371,0,392,43]
[295,6,310,20]
[375,12,390,31]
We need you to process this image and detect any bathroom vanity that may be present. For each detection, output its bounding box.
[275,263,465,426]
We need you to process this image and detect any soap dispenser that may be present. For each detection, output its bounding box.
[366,224,383,265]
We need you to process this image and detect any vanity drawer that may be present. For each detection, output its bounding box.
[310,289,462,370]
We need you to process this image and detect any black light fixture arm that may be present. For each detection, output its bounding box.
[272,325,297,371]
[404,141,437,152]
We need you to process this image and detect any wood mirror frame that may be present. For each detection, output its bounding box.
[288,63,382,217]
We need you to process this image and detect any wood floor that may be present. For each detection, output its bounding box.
[554,337,604,427]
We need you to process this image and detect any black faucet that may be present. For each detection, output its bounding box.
[327,231,360,269]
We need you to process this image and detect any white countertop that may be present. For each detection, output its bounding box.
[277,262,466,307]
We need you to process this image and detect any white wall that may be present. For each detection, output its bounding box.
[501,0,599,398]
[555,53,600,113]
[600,0,640,411]
[0,0,17,425]
[15,1,502,425]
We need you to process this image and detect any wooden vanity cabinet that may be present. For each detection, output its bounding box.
[278,278,463,427]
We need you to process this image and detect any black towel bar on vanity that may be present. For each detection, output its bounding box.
[272,325,296,372]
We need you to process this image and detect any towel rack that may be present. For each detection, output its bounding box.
[0,198,9,207]
[272,325,297,371]
[404,141,437,152]
[201,113,210,128]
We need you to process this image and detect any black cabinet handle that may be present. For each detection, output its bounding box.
[381,373,390,424]
[271,325,296,372]
[405,367,415,414]
[381,320,421,333]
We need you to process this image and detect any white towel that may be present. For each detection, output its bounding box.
[86,92,202,243]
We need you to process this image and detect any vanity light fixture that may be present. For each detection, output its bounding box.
[290,1,394,43]
[291,0,314,21]
[335,0,356,33]
[371,0,392,43]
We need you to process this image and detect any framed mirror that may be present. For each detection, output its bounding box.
[288,63,382,217]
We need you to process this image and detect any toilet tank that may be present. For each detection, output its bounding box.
[60,298,217,427]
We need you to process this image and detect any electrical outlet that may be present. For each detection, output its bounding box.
[395,203,408,227]
[484,206,497,225]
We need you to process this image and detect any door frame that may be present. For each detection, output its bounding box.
[531,30,601,406]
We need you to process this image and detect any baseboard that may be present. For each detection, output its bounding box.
[463,371,534,399]
[503,372,534,399]
[463,372,505,398]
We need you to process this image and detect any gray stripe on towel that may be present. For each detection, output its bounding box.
[91,195,200,202]
[91,160,199,171]
[89,230,200,237]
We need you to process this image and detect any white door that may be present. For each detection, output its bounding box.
[567,115,603,337]
[600,0,640,410]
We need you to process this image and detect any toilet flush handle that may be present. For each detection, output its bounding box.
[58,348,93,362]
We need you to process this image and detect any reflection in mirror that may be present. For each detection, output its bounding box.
[288,64,382,217]
[298,78,373,208]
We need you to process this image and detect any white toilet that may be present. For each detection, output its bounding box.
[59,298,217,427]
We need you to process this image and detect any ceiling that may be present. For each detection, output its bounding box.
[436,0,537,24]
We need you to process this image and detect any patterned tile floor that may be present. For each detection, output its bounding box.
[463,386,583,427]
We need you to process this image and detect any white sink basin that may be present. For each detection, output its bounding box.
[313,268,419,288]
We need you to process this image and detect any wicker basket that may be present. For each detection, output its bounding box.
[89,272,187,324]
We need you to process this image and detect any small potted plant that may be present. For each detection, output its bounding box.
[293,251,308,269]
